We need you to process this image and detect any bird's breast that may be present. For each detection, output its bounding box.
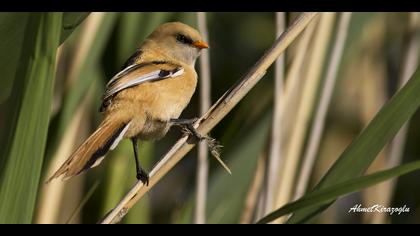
[146,70,197,120]
[107,68,197,140]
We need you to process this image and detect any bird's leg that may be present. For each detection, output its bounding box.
[170,118,230,174]
[170,118,222,156]
[170,118,203,140]
[131,137,149,186]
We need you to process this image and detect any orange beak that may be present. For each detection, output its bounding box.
[192,40,209,49]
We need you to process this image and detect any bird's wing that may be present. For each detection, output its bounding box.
[120,48,143,71]
[102,61,184,103]
[99,61,184,112]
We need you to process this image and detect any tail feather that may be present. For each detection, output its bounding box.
[47,119,131,183]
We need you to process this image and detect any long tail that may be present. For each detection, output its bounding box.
[47,118,131,183]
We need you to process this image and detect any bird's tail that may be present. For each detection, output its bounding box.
[47,117,131,183]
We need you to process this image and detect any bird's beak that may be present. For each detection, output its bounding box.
[192,40,209,49]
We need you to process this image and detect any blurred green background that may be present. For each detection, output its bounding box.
[0,12,419,224]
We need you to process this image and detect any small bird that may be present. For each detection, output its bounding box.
[48,22,209,185]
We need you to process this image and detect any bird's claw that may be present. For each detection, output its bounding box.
[136,170,149,186]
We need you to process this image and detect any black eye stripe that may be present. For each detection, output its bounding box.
[176,34,193,45]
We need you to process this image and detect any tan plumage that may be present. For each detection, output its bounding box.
[48,22,208,184]
[47,118,127,181]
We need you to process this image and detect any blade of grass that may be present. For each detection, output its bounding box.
[195,11,211,224]
[279,20,316,140]
[0,13,88,104]
[360,14,404,224]
[36,13,117,224]
[116,13,144,64]
[287,67,420,223]
[174,108,273,224]
[35,96,90,223]
[123,141,153,224]
[207,113,271,223]
[374,12,420,224]
[100,12,319,224]
[0,13,29,103]
[0,13,62,223]
[275,13,335,221]
[240,152,267,224]
[264,12,285,215]
[295,12,352,199]
[271,22,317,211]
[60,13,90,44]
[66,180,101,224]
[0,12,88,104]
[44,13,118,162]
[116,12,174,65]
[258,160,420,224]
[387,13,419,170]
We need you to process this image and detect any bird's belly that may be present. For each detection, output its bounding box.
[119,74,197,140]
[146,75,196,121]
[137,116,170,140]
[135,95,187,140]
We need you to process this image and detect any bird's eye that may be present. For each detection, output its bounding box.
[176,34,193,45]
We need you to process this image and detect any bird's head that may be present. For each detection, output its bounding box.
[146,22,209,66]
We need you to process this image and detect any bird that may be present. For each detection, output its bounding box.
[47,22,209,186]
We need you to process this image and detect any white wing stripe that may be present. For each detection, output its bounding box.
[107,71,162,96]
[91,121,132,168]
[172,68,184,77]
[110,121,131,150]
[91,156,106,168]
[106,64,139,87]
[104,68,184,100]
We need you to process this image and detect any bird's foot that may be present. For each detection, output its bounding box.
[170,118,206,141]
[170,118,202,138]
[136,169,149,186]
[170,118,230,174]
